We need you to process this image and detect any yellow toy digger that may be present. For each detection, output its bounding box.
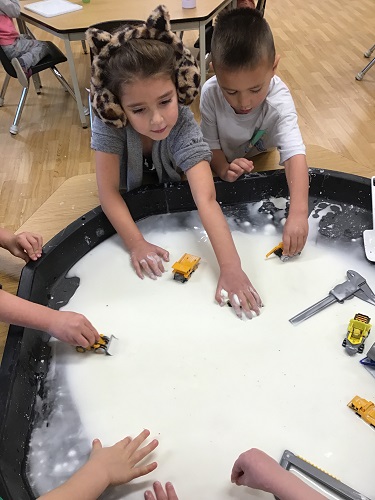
[266,242,301,262]
[172,253,201,283]
[76,334,118,356]
[342,313,371,355]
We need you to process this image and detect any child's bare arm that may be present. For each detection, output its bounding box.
[186,161,262,317]
[39,430,158,500]
[231,448,325,500]
[283,154,309,256]
[0,0,20,18]
[0,228,43,262]
[0,289,99,346]
[211,150,254,182]
[95,151,169,279]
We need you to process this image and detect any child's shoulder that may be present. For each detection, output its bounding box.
[266,76,297,114]
[201,76,220,100]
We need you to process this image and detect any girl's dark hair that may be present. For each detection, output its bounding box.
[104,38,175,98]
[212,8,275,70]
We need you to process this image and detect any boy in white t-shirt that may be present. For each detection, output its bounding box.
[200,8,309,257]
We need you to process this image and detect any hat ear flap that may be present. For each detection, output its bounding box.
[86,28,112,56]
[146,4,171,32]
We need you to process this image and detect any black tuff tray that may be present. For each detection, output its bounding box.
[0,169,373,500]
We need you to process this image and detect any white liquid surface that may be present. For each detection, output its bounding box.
[28,203,375,499]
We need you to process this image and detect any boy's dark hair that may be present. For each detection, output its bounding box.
[105,39,175,99]
[211,8,275,70]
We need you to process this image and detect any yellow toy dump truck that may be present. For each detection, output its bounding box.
[342,313,371,355]
[76,334,118,355]
[172,253,201,283]
[348,396,375,429]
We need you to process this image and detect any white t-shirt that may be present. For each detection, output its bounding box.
[200,75,306,165]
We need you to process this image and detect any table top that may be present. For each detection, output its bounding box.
[20,0,230,33]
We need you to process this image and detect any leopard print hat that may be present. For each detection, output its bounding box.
[86,5,200,128]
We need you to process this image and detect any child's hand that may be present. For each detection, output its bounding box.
[231,448,281,491]
[47,310,100,347]
[129,239,169,280]
[282,213,308,256]
[223,158,254,182]
[0,229,43,262]
[145,481,179,500]
[90,429,158,486]
[216,265,262,319]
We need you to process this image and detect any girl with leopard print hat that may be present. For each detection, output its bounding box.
[87,5,262,318]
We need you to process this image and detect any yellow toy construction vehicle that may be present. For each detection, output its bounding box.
[76,334,118,356]
[172,253,201,283]
[348,396,375,429]
[342,313,371,355]
[265,242,300,262]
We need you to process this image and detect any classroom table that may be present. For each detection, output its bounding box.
[19,0,234,127]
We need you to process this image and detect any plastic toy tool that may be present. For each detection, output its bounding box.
[265,242,300,262]
[279,450,371,500]
[289,270,375,325]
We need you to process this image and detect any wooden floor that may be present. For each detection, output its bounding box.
[0,0,374,233]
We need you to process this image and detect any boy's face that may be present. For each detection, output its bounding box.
[215,57,279,115]
[120,75,179,141]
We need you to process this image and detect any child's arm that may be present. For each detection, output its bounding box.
[0,0,20,18]
[145,481,179,500]
[0,289,99,346]
[186,161,262,318]
[283,154,309,256]
[38,430,158,500]
[211,150,254,182]
[0,228,42,262]
[231,448,325,500]
[95,151,169,279]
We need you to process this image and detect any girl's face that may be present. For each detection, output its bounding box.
[120,75,179,141]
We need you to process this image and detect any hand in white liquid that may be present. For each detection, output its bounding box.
[130,239,169,280]
[89,429,158,486]
[144,481,179,500]
[231,448,326,499]
[216,266,262,319]
[282,213,308,256]
[47,310,100,347]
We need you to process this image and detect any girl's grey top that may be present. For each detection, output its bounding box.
[91,105,212,192]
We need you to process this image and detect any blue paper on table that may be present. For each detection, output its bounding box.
[24,0,83,18]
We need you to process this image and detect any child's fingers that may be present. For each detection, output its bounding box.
[127,429,151,454]
[129,461,158,481]
[146,253,164,277]
[91,438,102,450]
[164,482,178,499]
[156,247,169,262]
[23,234,42,259]
[132,258,145,280]
[132,439,159,465]
[139,258,158,280]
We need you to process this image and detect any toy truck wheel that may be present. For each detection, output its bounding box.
[94,347,106,354]
[359,345,365,353]
[342,339,347,347]
[76,346,86,353]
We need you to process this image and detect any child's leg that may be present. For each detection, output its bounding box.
[3,35,50,72]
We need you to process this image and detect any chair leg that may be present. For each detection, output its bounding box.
[50,66,90,116]
[81,40,88,54]
[0,74,11,106]
[356,57,375,81]
[32,73,42,94]
[10,86,29,135]
[364,44,375,58]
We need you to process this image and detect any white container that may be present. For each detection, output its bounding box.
[182,0,196,8]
